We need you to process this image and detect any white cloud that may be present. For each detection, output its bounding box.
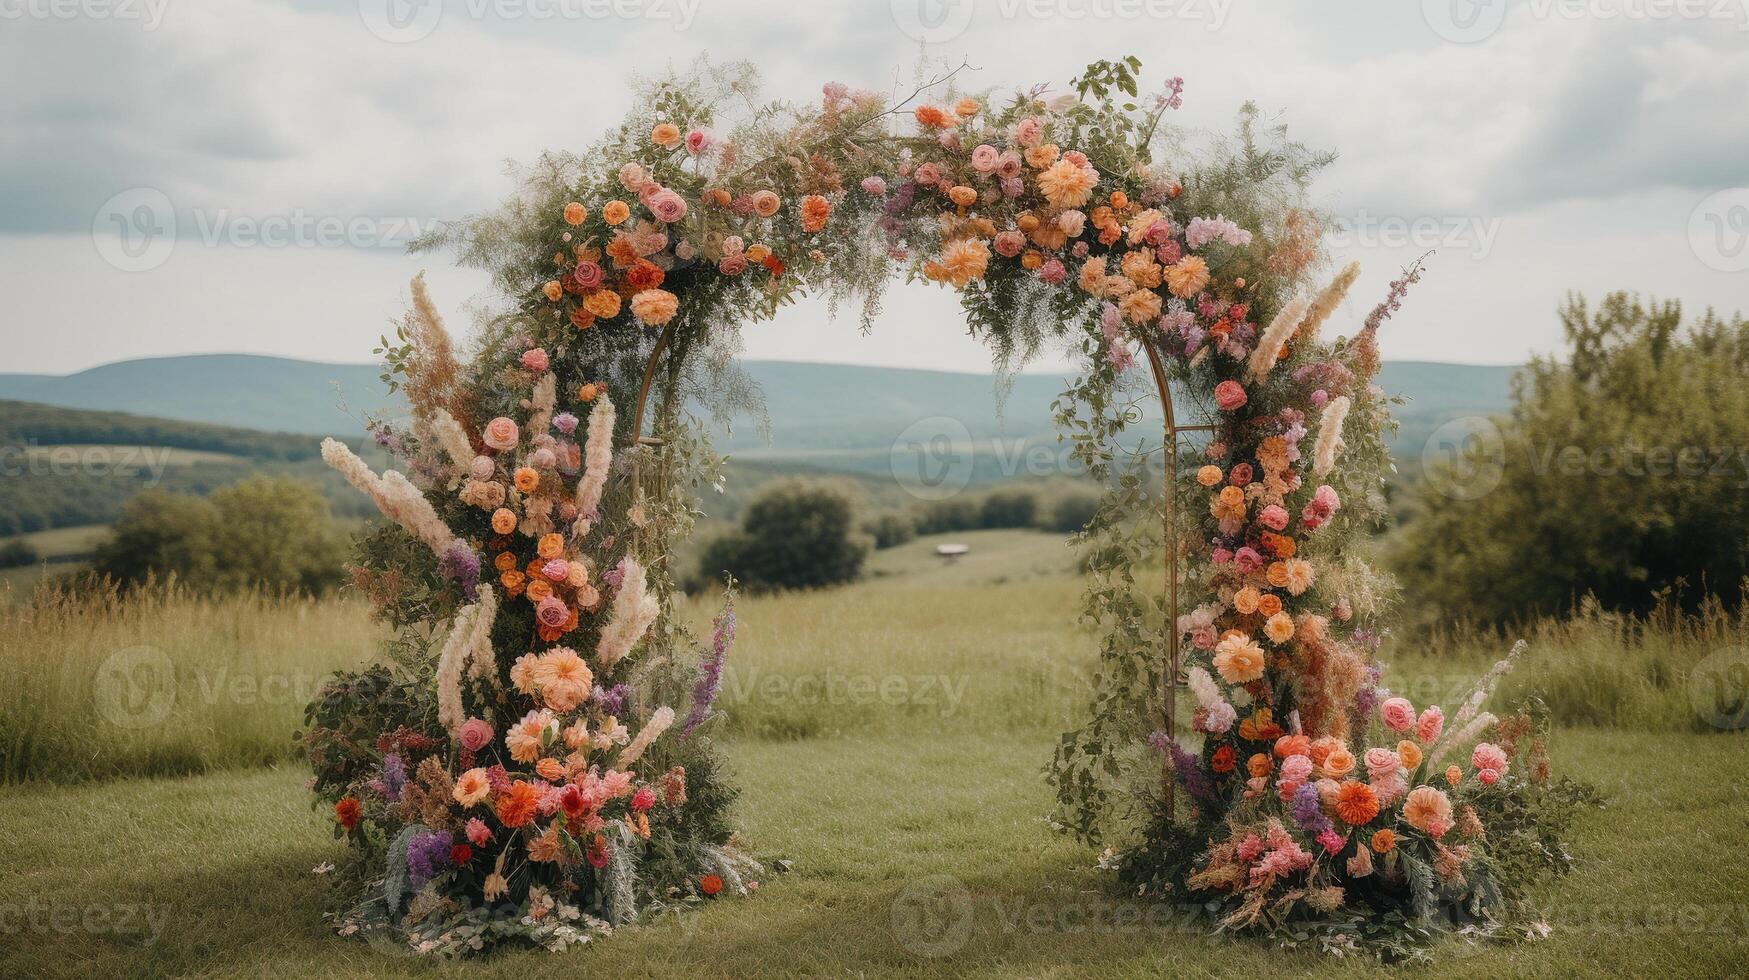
[1,0,1744,376]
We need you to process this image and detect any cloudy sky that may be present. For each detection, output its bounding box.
[2,0,1745,376]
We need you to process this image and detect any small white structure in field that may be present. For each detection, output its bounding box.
[935,543,970,563]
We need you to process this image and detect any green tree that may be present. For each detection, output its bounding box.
[978,489,1039,529]
[0,539,39,568]
[1393,292,1749,623]
[92,476,346,593]
[694,482,868,591]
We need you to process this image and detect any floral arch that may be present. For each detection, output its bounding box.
[306,59,1558,957]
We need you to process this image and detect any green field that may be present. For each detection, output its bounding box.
[2,531,1746,977]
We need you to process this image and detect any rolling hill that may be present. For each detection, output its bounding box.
[0,354,1517,467]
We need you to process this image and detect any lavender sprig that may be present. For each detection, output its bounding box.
[680,592,736,739]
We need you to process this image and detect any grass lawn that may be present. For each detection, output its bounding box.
[3,530,1747,976]
[2,730,1746,978]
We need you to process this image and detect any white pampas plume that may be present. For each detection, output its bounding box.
[1186,666,1224,711]
[1299,261,1361,346]
[1311,395,1351,477]
[1429,711,1498,768]
[465,585,500,683]
[572,394,616,536]
[321,438,460,558]
[434,601,481,736]
[614,705,674,769]
[526,373,557,438]
[427,411,476,479]
[1248,292,1311,383]
[1451,641,1525,728]
[596,558,660,669]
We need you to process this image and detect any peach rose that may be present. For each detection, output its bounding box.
[1213,380,1248,412]
[1402,785,1453,837]
[1380,697,1416,733]
[631,288,680,326]
[651,122,682,147]
[563,202,586,225]
[602,200,631,225]
[482,417,520,452]
[750,190,781,217]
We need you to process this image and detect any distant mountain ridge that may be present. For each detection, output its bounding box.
[0,354,1517,461]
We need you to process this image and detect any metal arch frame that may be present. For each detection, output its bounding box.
[629,325,1208,820]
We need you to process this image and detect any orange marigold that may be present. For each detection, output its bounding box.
[495,781,541,828]
[913,105,951,128]
[800,194,832,232]
[1335,781,1380,825]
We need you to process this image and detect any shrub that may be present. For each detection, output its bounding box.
[1393,292,1749,624]
[978,489,1039,529]
[92,476,348,594]
[863,512,916,549]
[692,482,868,591]
[0,539,39,568]
[913,497,979,535]
[1045,490,1101,533]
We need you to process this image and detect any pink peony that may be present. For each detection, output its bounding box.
[1380,697,1416,733]
[542,559,569,581]
[465,817,492,846]
[860,175,887,196]
[631,786,656,812]
[1214,380,1248,411]
[1279,754,1313,785]
[1364,747,1401,781]
[1038,258,1067,284]
[520,347,549,373]
[993,230,1025,257]
[1013,117,1041,147]
[458,717,494,753]
[1416,706,1445,743]
[1478,769,1500,786]
[1471,742,1508,774]
[1258,504,1289,532]
[553,412,579,436]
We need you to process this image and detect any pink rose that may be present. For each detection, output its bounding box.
[536,596,570,629]
[1478,769,1499,786]
[1380,697,1416,733]
[996,151,1022,180]
[1214,380,1248,412]
[573,261,604,289]
[530,447,556,470]
[1190,626,1217,651]
[469,455,495,480]
[914,162,941,185]
[1233,546,1264,574]
[1063,149,1088,168]
[1013,117,1041,147]
[520,347,549,373]
[718,253,747,276]
[860,175,887,196]
[969,144,999,173]
[992,230,1025,257]
[1210,547,1233,565]
[1471,742,1508,774]
[618,162,648,192]
[542,559,569,581]
[1038,258,1066,284]
[1363,747,1400,781]
[1416,706,1445,743]
[458,718,494,753]
[1228,463,1254,486]
[1279,755,1313,785]
[647,188,688,224]
[1258,504,1289,532]
[684,128,711,155]
[482,417,520,452]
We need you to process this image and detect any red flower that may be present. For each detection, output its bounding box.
[631,786,656,813]
[586,834,610,869]
[762,255,785,277]
[699,874,724,897]
[450,844,473,864]
[334,797,362,830]
[1210,745,1236,774]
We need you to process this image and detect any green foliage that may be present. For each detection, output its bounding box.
[862,512,916,549]
[1046,489,1102,533]
[978,488,1038,529]
[1394,292,1749,624]
[693,481,868,591]
[0,539,38,568]
[92,476,348,594]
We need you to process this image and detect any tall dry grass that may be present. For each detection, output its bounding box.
[1391,593,1749,733]
[0,579,381,782]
